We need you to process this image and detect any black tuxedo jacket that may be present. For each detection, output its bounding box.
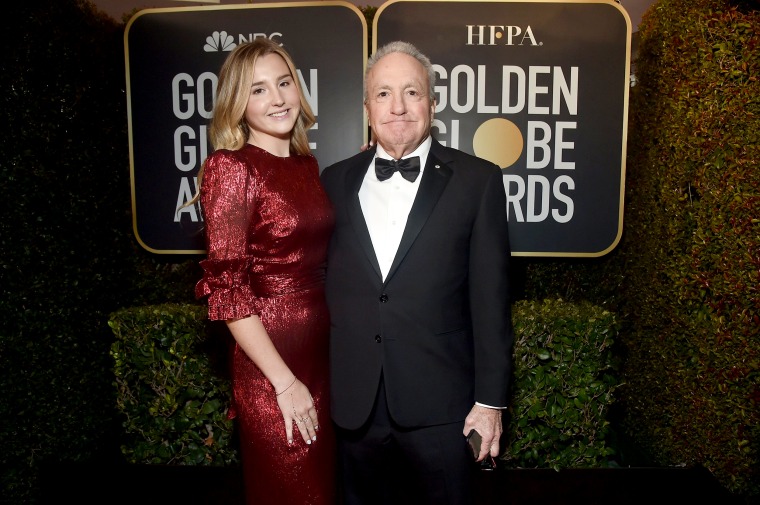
[321,138,514,431]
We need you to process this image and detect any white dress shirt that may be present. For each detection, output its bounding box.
[359,136,432,281]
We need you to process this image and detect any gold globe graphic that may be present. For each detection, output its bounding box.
[472,118,524,169]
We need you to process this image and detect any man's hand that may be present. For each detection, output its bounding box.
[463,405,502,461]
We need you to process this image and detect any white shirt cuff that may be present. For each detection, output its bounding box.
[476,402,507,410]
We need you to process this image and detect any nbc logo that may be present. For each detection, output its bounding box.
[204,31,236,52]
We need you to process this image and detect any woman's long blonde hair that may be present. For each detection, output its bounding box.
[190,39,315,204]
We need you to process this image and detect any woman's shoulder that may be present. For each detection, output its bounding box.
[202,148,253,184]
[206,147,247,165]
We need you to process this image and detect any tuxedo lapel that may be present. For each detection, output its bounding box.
[385,150,453,284]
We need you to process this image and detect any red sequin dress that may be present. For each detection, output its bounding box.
[195,143,335,505]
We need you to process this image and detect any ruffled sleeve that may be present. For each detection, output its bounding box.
[196,257,260,320]
[194,150,260,320]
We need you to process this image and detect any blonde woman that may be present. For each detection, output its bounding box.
[194,38,335,505]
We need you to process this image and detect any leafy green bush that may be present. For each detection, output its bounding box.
[502,299,620,469]
[112,300,619,471]
[0,1,204,500]
[615,0,760,497]
[109,304,237,466]
[514,1,759,498]
[0,1,132,502]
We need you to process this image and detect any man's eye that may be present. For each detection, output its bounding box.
[406,89,424,101]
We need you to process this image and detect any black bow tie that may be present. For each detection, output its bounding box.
[375,156,421,182]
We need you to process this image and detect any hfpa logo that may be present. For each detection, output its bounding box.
[466,25,541,46]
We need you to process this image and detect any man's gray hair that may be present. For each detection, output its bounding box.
[364,41,436,102]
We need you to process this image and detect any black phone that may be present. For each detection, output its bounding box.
[466,429,497,471]
[466,429,482,459]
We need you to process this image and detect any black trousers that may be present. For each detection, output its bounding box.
[336,378,475,505]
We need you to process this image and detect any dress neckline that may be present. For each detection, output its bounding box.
[244,142,291,159]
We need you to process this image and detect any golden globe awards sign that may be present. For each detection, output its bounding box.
[127,0,629,257]
[125,2,367,253]
[375,0,631,256]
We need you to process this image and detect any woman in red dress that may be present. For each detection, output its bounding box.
[194,39,335,505]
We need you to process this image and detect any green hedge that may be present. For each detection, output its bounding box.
[502,299,619,469]
[109,304,237,466]
[0,2,131,503]
[110,299,619,469]
[517,1,760,498]
[615,0,760,497]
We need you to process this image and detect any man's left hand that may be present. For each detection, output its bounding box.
[463,405,502,461]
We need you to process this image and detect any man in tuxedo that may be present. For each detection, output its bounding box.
[321,40,514,505]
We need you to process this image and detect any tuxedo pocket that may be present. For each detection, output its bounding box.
[433,327,467,337]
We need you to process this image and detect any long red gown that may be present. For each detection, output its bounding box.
[195,143,336,505]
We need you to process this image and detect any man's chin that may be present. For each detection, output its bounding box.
[375,130,422,147]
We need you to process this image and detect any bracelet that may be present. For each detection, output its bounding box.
[275,377,297,396]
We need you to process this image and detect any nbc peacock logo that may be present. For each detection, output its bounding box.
[204,31,236,52]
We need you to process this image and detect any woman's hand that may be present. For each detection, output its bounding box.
[276,378,319,446]
[360,138,375,152]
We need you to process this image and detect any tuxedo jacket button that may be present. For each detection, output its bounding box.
[375,335,382,343]
[379,294,389,303]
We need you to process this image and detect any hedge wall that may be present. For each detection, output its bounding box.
[108,300,620,472]
[518,0,759,499]
[110,304,237,466]
[0,1,200,503]
[615,0,760,497]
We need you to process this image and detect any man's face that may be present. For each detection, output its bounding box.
[364,52,435,159]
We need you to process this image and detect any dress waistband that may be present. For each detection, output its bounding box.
[250,270,324,297]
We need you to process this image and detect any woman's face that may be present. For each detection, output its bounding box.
[244,52,301,152]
